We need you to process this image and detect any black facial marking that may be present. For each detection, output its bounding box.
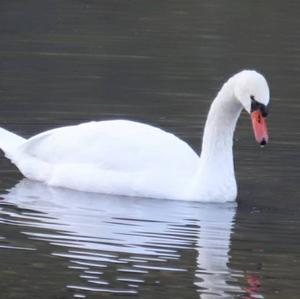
[250,97,268,117]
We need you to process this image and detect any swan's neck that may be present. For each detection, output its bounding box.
[194,77,242,201]
[201,78,242,163]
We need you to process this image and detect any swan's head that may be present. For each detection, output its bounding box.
[234,70,270,145]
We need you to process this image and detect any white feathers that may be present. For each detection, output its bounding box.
[0,70,270,202]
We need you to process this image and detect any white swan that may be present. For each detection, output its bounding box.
[0,70,270,202]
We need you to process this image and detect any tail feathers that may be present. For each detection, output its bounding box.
[0,127,26,157]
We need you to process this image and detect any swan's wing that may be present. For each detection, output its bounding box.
[18,120,199,172]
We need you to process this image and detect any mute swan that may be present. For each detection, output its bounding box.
[0,70,270,202]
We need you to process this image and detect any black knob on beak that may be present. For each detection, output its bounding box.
[251,97,268,117]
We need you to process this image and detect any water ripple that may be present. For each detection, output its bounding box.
[0,179,244,298]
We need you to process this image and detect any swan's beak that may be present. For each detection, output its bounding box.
[251,110,268,145]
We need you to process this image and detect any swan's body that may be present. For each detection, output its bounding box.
[0,70,270,202]
[5,121,200,200]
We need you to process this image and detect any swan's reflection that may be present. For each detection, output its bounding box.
[0,179,262,298]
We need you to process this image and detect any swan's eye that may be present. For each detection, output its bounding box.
[250,96,259,111]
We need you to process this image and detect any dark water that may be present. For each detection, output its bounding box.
[0,1,300,298]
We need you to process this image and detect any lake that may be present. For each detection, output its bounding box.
[0,1,299,298]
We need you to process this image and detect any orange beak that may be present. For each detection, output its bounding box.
[251,110,269,145]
